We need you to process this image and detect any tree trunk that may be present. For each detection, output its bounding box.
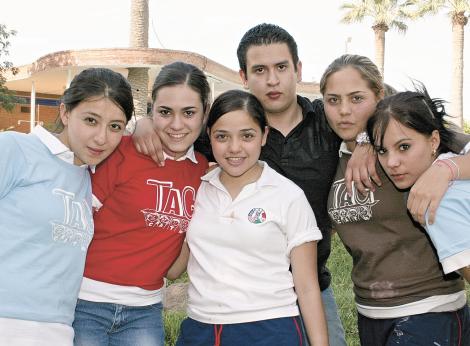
[128,0,149,120]
[372,23,388,79]
[128,67,150,118]
[450,12,467,128]
[130,0,148,48]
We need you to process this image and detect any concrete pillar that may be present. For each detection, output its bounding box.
[210,80,215,102]
[30,81,36,133]
[66,69,73,88]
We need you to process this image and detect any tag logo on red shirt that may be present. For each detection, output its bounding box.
[248,208,266,224]
[141,179,196,233]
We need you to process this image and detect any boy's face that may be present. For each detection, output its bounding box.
[239,43,301,116]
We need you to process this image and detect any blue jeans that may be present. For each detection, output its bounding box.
[73,299,164,346]
[358,305,470,346]
[300,286,346,346]
[322,286,347,346]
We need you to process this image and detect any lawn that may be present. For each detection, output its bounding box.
[163,233,470,345]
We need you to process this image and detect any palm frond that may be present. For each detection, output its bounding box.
[340,1,369,23]
[414,0,446,16]
[449,0,470,12]
[390,20,408,33]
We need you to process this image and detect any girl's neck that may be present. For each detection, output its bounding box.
[163,147,187,160]
[219,163,263,200]
[57,131,69,148]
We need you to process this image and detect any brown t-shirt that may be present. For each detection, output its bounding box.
[327,151,464,307]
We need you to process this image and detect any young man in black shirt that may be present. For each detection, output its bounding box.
[235,23,346,345]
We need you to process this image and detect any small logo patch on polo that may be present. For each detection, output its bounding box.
[248,208,266,224]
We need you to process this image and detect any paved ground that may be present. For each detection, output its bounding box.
[163,282,188,312]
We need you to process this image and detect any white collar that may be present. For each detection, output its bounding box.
[32,125,95,172]
[338,141,353,157]
[202,161,278,189]
[163,145,198,163]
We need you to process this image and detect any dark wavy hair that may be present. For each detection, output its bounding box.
[207,90,267,133]
[151,61,210,114]
[367,83,455,155]
[62,68,134,122]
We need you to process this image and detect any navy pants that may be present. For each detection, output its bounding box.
[358,305,470,346]
[176,316,304,346]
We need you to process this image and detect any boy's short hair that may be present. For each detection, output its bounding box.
[237,23,299,75]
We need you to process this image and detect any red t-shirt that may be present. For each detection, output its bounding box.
[84,137,208,290]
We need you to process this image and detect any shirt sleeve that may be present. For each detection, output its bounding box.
[284,191,323,255]
[462,141,470,155]
[0,134,25,199]
[425,184,470,273]
[91,138,127,204]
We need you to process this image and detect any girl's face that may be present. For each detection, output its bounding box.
[323,66,382,151]
[152,84,205,159]
[59,96,127,166]
[377,118,440,189]
[209,110,268,184]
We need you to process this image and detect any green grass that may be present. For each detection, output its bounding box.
[164,311,186,345]
[163,234,469,345]
[328,233,360,346]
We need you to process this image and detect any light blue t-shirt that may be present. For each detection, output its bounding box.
[425,180,470,273]
[0,129,93,325]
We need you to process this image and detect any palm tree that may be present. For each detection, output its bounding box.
[340,0,414,78]
[128,0,150,119]
[411,0,469,127]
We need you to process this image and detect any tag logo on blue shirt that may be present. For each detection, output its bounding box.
[51,188,93,251]
[248,208,266,224]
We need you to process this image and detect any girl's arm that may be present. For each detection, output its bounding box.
[408,139,470,225]
[166,242,189,280]
[291,241,328,346]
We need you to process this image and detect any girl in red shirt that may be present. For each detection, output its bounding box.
[73,62,210,346]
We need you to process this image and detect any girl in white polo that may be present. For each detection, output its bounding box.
[168,89,328,346]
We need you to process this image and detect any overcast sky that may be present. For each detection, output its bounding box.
[2,0,469,120]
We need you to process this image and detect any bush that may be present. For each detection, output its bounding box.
[464,121,470,134]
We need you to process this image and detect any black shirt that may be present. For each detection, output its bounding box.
[196,95,341,291]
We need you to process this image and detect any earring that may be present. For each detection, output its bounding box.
[432,148,437,156]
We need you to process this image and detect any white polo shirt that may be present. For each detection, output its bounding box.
[186,161,322,324]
